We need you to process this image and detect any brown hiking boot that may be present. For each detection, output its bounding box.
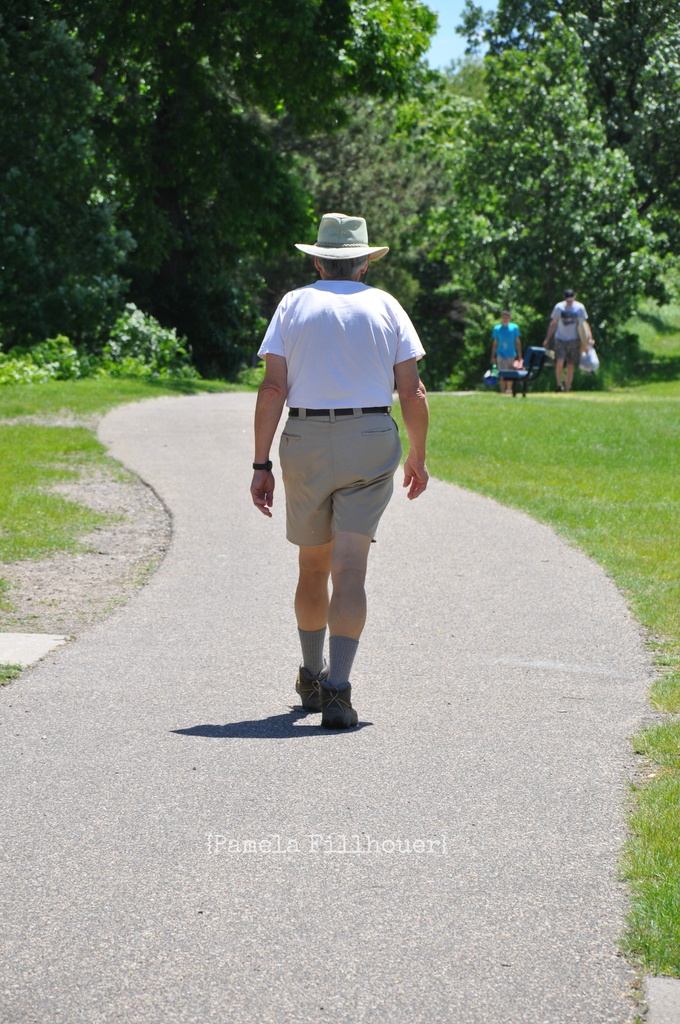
[320,682,358,729]
[295,662,328,712]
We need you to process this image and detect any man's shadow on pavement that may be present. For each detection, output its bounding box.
[172,707,372,739]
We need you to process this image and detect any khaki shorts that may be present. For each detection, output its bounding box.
[496,356,516,371]
[554,337,580,365]
[279,412,402,546]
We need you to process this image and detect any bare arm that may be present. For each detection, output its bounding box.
[394,357,429,501]
[250,354,287,518]
[584,315,594,344]
[543,318,558,347]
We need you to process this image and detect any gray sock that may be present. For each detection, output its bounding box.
[326,635,359,689]
[298,627,326,677]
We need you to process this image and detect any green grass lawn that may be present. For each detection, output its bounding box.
[398,381,680,975]
[0,423,113,564]
[1,372,679,974]
[423,388,680,679]
[627,296,680,359]
[0,377,233,610]
[624,290,680,388]
[0,375,234,420]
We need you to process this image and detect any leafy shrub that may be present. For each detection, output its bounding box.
[101,305,200,379]
[0,335,81,384]
[0,355,52,385]
[0,307,201,385]
[20,336,82,379]
[236,360,266,388]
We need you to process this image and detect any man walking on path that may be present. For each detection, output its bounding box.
[543,287,592,392]
[250,212,429,729]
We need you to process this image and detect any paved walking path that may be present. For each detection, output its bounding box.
[0,392,653,1023]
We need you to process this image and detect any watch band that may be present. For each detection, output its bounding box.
[252,460,273,472]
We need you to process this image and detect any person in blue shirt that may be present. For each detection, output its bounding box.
[491,310,522,395]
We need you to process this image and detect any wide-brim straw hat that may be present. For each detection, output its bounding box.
[295,213,389,262]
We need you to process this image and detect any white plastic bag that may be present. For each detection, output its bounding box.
[579,344,600,373]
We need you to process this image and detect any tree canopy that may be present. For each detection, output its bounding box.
[0,1,130,345]
[437,26,658,329]
[1,0,436,371]
[461,0,680,245]
[1,0,678,387]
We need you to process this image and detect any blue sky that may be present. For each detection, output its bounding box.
[424,0,496,69]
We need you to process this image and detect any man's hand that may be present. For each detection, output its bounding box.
[402,454,428,500]
[250,469,275,517]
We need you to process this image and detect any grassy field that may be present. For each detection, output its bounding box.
[627,295,680,359]
[0,349,678,973]
[398,379,680,975]
[0,375,233,420]
[0,377,233,612]
[423,388,680,698]
[624,289,680,389]
[0,423,113,564]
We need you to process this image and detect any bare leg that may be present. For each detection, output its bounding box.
[295,541,332,631]
[319,531,372,728]
[555,357,565,389]
[328,532,372,640]
[564,362,575,391]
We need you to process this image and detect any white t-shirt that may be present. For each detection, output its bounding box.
[551,300,588,341]
[258,280,425,408]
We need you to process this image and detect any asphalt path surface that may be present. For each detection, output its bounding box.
[0,392,653,1023]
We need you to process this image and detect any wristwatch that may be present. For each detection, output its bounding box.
[252,460,273,472]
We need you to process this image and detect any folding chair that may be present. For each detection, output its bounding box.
[497,346,548,398]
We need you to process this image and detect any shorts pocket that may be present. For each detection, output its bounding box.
[357,421,401,477]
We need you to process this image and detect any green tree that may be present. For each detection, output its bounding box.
[263,65,482,388]
[51,0,437,375]
[431,23,659,384]
[460,0,680,249]
[0,1,130,348]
